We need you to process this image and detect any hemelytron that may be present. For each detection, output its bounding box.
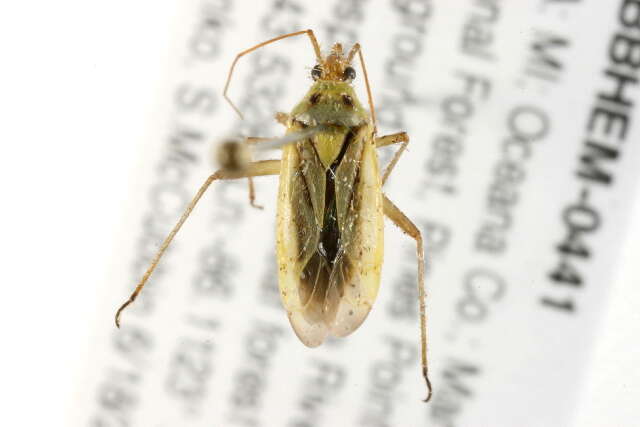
[115,29,433,402]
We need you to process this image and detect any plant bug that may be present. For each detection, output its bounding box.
[115,29,433,402]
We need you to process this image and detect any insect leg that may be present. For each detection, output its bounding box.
[115,160,281,328]
[246,137,272,145]
[375,132,409,185]
[382,194,432,403]
[347,43,377,135]
[375,132,408,148]
[275,112,289,127]
[247,177,263,210]
[224,30,322,119]
[245,137,282,210]
[217,137,276,210]
[236,126,321,209]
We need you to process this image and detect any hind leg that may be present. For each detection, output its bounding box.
[115,160,281,327]
[383,194,432,402]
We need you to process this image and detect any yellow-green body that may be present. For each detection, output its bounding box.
[276,80,384,347]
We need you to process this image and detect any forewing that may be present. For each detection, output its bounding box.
[276,125,328,347]
[299,134,326,231]
[328,125,384,337]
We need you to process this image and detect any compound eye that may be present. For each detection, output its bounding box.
[311,64,322,80]
[343,66,356,81]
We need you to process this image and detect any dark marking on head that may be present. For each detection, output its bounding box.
[309,92,322,105]
[342,94,353,107]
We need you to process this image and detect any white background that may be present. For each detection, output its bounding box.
[0,1,177,425]
[0,1,639,426]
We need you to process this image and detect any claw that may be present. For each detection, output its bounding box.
[422,367,433,402]
[114,300,132,328]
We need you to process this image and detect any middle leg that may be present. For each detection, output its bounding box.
[223,136,282,210]
[241,124,320,208]
[376,132,409,185]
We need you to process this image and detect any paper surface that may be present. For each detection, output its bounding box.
[76,1,640,426]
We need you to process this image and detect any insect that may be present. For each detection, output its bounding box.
[115,29,432,401]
